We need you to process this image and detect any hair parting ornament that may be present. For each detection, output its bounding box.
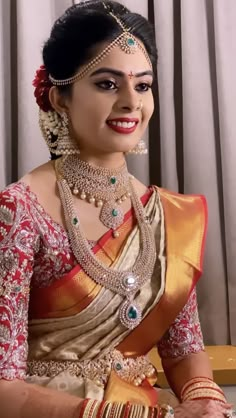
[49,3,152,86]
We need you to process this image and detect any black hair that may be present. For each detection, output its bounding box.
[43,0,157,89]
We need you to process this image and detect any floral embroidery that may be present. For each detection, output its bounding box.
[157,288,204,358]
[0,182,75,380]
[0,205,14,225]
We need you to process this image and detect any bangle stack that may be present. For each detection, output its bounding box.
[78,399,174,418]
[180,376,226,404]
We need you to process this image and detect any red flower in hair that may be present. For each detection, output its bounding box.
[32,65,53,112]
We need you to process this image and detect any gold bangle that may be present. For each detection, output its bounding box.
[92,401,101,418]
[183,382,224,398]
[114,403,124,418]
[83,400,97,418]
[104,403,113,418]
[183,389,226,403]
[143,405,149,418]
[181,377,214,396]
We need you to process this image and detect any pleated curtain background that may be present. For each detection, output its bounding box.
[0,0,235,345]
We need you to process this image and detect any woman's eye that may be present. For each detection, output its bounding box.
[136,83,152,92]
[95,80,117,90]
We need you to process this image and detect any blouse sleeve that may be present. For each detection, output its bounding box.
[157,287,205,359]
[0,187,39,380]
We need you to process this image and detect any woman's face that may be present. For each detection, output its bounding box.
[64,44,154,158]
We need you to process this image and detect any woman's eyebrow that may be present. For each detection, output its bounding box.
[90,67,153,78]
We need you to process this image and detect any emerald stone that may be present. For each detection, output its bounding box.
[115,362,122,371]
[112,209,118,217]
[72,217,78,225]
[127,37,135,46]
[110,176,116,185]
[128,306,138,319]
[13,285,21,292]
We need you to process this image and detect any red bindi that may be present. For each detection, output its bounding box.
[128,71,135,79]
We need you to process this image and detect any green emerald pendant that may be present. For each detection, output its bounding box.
[128,306,138,319]
[112,209,118,217]
[110,176,117,185]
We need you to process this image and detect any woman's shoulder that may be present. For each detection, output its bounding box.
[0,161,56,217]
[19,160,55,191]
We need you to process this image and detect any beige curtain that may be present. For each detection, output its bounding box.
[152,0,236,345]
[0,0,235,344]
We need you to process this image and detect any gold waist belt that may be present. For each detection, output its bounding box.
[27,349,156,387]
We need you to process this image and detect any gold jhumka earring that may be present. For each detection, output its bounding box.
[39,110,80,156]
[127,139,148,155]
[55,112,80,155]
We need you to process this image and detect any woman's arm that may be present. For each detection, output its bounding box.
[162,349,212,399]
[157,288,234,416]
[157,287,212,398]
[0,379,83,418]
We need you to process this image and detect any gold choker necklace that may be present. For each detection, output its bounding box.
[56,156,132,235]
[55,157,157,330]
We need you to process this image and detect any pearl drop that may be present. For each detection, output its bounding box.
[73,189,79,195]
[97,200,103,207]
[146,368,155,377]
[89,197,95,204]
[113,231,120,238]
[121,195,127,201]
[80,192,86,200]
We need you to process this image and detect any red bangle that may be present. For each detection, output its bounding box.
[123,402,131,418]
[89,400,98,418]
[97,401,107,418]
[78,399,90,418]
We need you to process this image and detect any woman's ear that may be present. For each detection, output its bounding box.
[49,86,69,114]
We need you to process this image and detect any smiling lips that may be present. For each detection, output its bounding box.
[107,118,139,134]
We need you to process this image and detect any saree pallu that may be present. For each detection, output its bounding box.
[26,187,207,406]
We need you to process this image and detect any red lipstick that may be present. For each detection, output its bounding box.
[106,118,139,134]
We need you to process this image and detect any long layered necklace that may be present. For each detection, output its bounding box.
[55,156,156,330]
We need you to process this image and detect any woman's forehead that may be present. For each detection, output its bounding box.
[87,45,152,76]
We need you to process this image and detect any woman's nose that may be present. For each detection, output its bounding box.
[116,88,141,112]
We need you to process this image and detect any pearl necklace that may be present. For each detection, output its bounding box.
[55,158,157,330]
